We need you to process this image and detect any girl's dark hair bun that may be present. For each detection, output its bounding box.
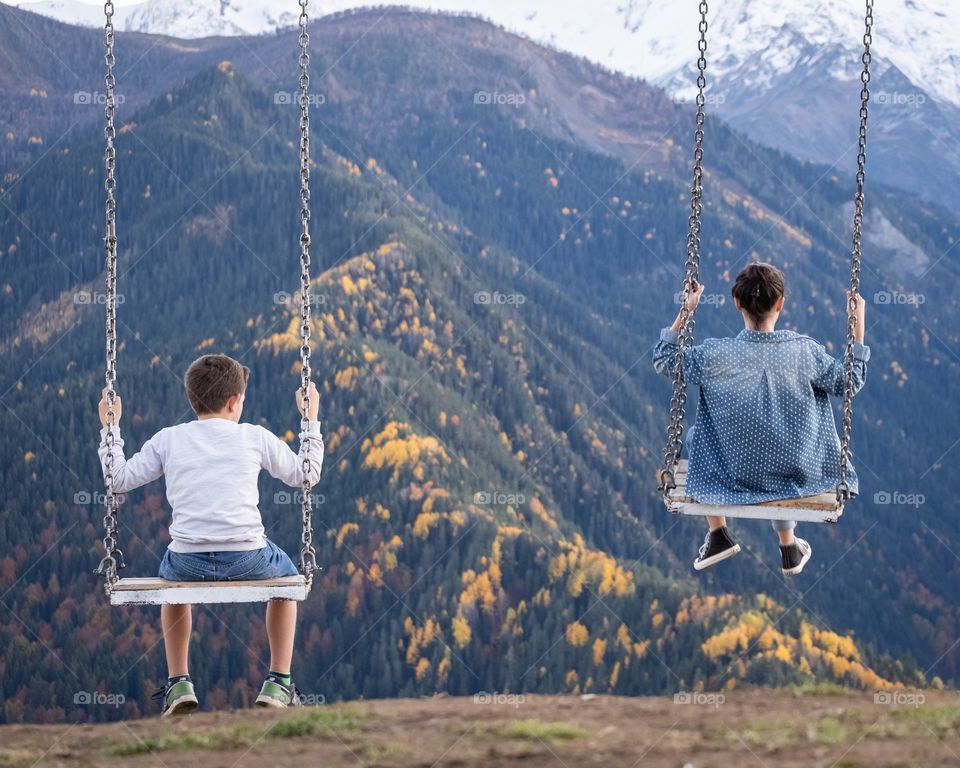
[732,262,786,321]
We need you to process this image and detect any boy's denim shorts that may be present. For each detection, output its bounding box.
[159,539,298,582]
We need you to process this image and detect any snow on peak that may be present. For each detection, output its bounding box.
[14,0,960,107]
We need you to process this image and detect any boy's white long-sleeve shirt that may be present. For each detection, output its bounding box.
[97,418,324,553]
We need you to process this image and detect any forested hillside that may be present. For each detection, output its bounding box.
[0,5,957,722]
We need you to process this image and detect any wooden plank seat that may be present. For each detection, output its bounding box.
[108,575,310,605]
[659,460,843,524]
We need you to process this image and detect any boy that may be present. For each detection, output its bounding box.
[97,354,323,716]
[653,263,869,575]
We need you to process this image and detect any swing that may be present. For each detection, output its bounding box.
[656,0,874,524]
[661,460,844,524]
[93,0,320,605]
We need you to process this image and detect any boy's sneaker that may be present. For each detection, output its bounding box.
[256,674,302,708]
[694,526,741,571]
[152,675,198,718]
[781,538,813,576]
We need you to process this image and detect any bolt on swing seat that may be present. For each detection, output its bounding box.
[94,0,321,606]
[658,461,844,524]
[108,576,310,606]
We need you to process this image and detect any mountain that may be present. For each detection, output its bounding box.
[0,4,958,721]
[16,0,960,109]
[14,0,960,208]
[14,0,300,37]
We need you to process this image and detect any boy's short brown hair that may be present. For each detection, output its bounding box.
[184,354,250,415]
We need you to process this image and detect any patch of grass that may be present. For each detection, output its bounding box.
[884,703,960,739]
[269,708,360,738]
[359,743,410,762]
[813,717,847,744]
[493,720,588,741]
[712,714,849,749]
[107,708,362,756]
[109,732,227,756]
[790,681,851,696]
[712,723,798,750]
[0,749,41,766]
[717,703,959,751]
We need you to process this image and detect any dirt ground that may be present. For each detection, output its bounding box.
[2,689,959,767]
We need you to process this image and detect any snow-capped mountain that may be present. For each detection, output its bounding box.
[13,0,960,207]
[16,0,301,37]
[16,0,960,109]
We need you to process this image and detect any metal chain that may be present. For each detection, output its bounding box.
[660,0,708,497]
[94,0,125,584]
[837,0,873,502]
[297,0,319,579]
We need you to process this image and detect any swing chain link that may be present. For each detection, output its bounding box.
[95,0,125,585]
[297,0,320,579]
[837,0,872,503]
[94,1,320,584]
[660,0,708,499]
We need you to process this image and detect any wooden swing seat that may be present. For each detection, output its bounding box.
[660,460,843,524]
[108,575,310,606]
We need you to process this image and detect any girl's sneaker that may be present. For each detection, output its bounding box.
[256,674,302,708]
[694,526,741,570]
[152,675,198,718]
[781,538,813,575]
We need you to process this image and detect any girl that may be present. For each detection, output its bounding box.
[653,263,870,575]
